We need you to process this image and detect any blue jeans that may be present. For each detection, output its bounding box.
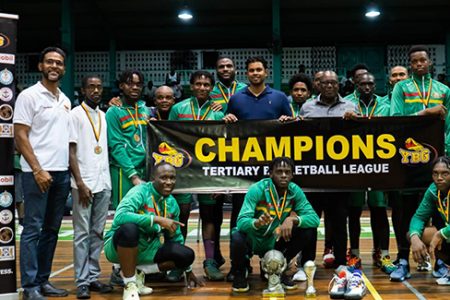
[20,171,70,291]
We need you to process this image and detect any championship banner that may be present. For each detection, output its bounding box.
[0,13,18,296]
[148,116,444,193]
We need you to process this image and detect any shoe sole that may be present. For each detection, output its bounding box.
[390,273,411,282]
[282,284,298,290]
[329,292,345,299]
[232,286,249,293]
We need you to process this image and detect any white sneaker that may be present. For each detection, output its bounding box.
[293,267,307,281]
[436,275,450,285]
[344,270,367,300]
[136,270,153,295]
[328,270,348,299]
[123,282,140,300]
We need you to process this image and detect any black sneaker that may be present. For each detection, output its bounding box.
[281,272,297,290]
[109,267,124,287]
[76,285,90,299]
[232,270,249,293]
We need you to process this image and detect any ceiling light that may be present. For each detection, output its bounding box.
[178,8,193,20]
[365,5,381,18]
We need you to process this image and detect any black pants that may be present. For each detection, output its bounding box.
[113,223,194,269]
[391,192,422,261]
[230,227,316,271]
[307,192,349,266]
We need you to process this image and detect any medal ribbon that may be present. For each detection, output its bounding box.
[190,100,212,120]
[218,81,237,103]
[81,102,101,142]
[357,97,377,119]
[437,190,449,224]
[151,195,167,218]
[126,103,139,128]
[268,184,287,220]
[412,78,432,108]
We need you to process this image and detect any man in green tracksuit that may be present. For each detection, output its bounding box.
[104,162,202,300]
[210,56,247,112]
[343,73,395,273]
[230,157,320,292]
[169,70,225,281]
[409,156,450,285]
[208,56,247,273]
[389,45,450,282]
[106,70,149,209]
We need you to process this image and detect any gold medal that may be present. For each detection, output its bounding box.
[134,133,140,142]
[159,233,165,245]
[94,145,102,154]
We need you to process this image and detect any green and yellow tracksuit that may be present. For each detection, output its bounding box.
[344,91,389,206]
[409,183,450,242]
[236,178,320,257]
[210,80,247,111]
[390,73,450,154]
[290,101,305,118]
[169,96,225,205]
[106,100,149,208]
[104,182,183,264]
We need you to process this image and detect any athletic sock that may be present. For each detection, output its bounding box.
[351,249,360,257]
[203,239,215,260]
[381,249,389,257]
[122,273,137,285]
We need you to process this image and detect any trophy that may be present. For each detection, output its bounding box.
[261,250,287,298]
[304,260,317,298]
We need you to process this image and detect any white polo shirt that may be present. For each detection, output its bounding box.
[69,103,111,193]
[13,81,72,172]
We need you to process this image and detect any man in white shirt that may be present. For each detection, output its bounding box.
[14,47,72,300]
[69,75,113,299]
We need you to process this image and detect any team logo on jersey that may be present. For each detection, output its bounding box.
[0,210,12,225]
[0,87,13,102]
[0,34,10,49]
[0,69,13,85]
[399,138,437,164]
[152,142,192,168]
[0,191,12,207]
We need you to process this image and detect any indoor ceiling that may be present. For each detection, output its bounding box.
[1,0,449,53]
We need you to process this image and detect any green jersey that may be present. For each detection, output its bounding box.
[169,96,225,121]
[106,100,149,208]
[210,80,247,111]
[390,73,450,153]
[344,91,389,117]
[237,178,319,256]
[409,183,450,241]
[104,182,183,264]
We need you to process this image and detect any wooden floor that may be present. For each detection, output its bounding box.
[14,212,450,300]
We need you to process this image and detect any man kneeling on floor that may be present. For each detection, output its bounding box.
[230,157,320,292]
[104,162,204,300]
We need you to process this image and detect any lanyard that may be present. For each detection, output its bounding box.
[126,103,139,128]
[268,184,287,220]
[81,102,101,142]
[218,81,237,103]
[190,100,212,120]
[151,195,167,218]
[437,190,449,224]
[357,96,377,119]
[412,78,432,108]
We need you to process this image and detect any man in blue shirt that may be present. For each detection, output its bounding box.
[223,56,292,122]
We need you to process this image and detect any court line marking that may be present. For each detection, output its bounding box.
[50,263,74,278]
[361,272,382,300]
[402,280,427,300]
